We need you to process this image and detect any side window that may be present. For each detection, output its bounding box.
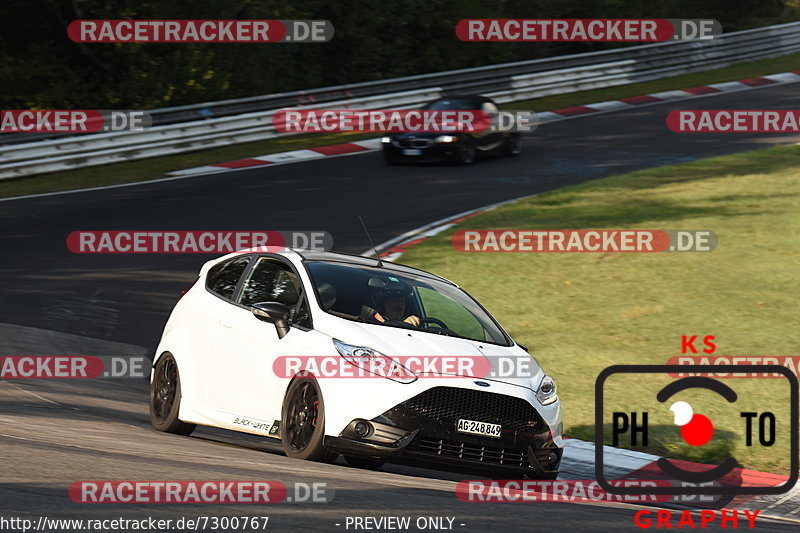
[239,258,311,328]
[206,256,250,299]
[293,296,312,329]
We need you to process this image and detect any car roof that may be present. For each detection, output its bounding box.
[201,248,458,287]
[295,249,456,285]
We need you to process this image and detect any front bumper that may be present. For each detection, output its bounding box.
[324,386,562,477]
[382,142,458,162]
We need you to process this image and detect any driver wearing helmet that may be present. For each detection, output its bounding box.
[372,291,420,327]
[361,282,420,327]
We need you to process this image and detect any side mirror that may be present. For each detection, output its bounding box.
[251,302,291,339]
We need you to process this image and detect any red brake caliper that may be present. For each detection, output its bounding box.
[311,400,319,427]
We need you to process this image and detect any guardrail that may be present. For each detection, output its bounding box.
[2,21,799,179]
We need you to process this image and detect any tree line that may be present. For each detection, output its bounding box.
[1,0,797,109]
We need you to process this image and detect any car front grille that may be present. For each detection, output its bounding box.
[414,437,528,467]
[396,138,432,148]
[401,386,542,431]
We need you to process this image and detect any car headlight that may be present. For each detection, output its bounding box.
[536,375,558,405]
[381,135,392,143]
[434,135,457,143]
[333,339,417,384]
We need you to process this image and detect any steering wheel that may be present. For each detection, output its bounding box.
[382,317,458,337]
[419,317,461,338]
[419,317,449,330]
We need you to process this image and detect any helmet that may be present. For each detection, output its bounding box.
[367,275,412,308]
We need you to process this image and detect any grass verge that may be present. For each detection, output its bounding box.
[399,144,800,473]
[2,52,799,199]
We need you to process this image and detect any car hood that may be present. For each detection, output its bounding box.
[316,316,543,392]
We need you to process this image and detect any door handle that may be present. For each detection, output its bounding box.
[219,318,232,328]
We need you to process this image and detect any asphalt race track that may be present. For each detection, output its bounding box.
[1,83,799,531]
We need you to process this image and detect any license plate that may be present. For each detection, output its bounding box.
[402,148,422,156]
[456,419,502,438]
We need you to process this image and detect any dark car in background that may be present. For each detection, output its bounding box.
[381,95,521,165]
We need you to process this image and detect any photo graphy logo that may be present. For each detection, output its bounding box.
[595,365,798,496]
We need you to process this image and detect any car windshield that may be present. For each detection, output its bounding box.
[304,261,509,345]
[425,98,481,110]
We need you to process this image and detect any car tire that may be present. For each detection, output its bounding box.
[503,134,521,156]
[150,353,196,436]
[344,455,385,470]
[280,376,338,462]
[453,140,476,165]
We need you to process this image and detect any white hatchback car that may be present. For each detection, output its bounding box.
[150,249,563,478]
